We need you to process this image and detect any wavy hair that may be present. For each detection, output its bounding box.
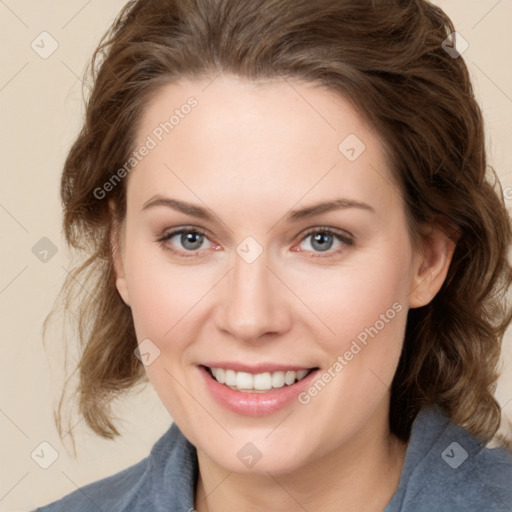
[47,0,512,446]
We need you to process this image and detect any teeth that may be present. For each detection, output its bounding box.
[254,372,272,390]
[296,369,308,380]
[225,369,237,386]
[284,371,296,385]
[236,371,253,390]
[215,368,225,384]
[271,371,285,388]
[209,367,311,391]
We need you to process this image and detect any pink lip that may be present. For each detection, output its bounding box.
[200,361,312,373]
[198,365,319,416]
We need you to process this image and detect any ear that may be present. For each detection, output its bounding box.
[109,201,131,306]
[408,225,457,309]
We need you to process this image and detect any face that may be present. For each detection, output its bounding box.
[113,74,453,475]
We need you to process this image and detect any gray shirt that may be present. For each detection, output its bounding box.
[36,406,512,511]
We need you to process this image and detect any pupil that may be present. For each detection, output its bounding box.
[183,232,203,250]
[312,233,332,252]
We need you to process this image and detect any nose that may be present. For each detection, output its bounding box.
[214,248,293,343]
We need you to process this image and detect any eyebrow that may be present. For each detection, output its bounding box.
[141,195,374,222]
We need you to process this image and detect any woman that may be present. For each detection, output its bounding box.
[37,0,512,510]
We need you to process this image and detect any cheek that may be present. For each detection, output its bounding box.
[122,240,210,422]
[291,238,412,354]
[334,245,412,392]
[123,235,213,341]
[292,250,410,429]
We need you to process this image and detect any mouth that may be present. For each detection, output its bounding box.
[198,363,321,416]
[201,365,318,393]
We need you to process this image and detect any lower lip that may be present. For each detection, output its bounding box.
[199,366,318,416]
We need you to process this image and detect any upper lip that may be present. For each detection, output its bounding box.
[200,362,316,373]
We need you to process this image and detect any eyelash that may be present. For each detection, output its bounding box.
[156,226,355,260]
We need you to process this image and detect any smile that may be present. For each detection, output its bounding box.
[199,364,320,416]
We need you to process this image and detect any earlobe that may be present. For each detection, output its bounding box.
[409,227,456,309]
[115,275,130,306]
[110,202,131,306]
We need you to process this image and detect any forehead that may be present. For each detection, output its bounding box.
[128,74,401,220]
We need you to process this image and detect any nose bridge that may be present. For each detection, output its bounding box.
[218,247,290,341]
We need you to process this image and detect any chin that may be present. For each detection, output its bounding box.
[210,446,310,476]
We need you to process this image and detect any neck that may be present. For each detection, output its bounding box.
[194,411,407,512]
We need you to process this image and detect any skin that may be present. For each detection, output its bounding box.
[112,74,455,511]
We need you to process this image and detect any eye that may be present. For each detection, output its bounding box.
[157,227,218,258]
[157,226,354,259]
[295,227,354,257]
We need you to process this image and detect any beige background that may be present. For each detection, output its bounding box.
[0,1,511,510]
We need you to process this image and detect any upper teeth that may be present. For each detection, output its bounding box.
[210,368,310,391]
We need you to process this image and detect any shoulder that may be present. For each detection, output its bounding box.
[388,406,512,512]
[461,436,512,509]
[35,457,149,512]
[35,422,197,512]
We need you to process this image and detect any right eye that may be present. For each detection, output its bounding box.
[157,227,219,258]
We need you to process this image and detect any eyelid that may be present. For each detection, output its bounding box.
[299,226,354,243]
[158,226,210,241]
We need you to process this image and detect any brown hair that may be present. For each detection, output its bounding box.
[48,0,512,446]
